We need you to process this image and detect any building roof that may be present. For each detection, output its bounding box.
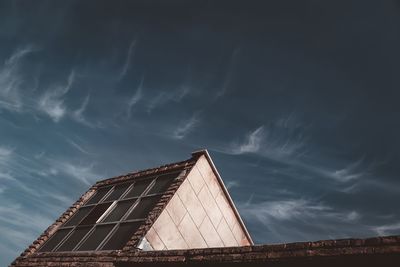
[11,150,253,266]
[10,150,400,266]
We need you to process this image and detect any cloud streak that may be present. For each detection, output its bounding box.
[38,71,75,122]
[70,94,102,128]
[231,126,265,154]
[241,199,330,221]
[49,160,98,185]
[0,46,36,112]
[239,198,362,243]
[0,146,13,159]
[172,113,200,140]
[126,77,143,118]
[372,222,400,236]
[319,159,367,183]
[66,138,92,155]
[146,86,193,114]
[119,39,137,81]
[215,47,240,99]
[226,114,306,159]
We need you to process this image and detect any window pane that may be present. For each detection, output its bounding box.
[64,206,93,227]
[123,179,153,199]
[104,183,132,201]
[77,224,116,251]
[38,229,71,252]
[103,199,137,222]
[56,226,91,251]
[147,173,178,195]
[125,195,161,220]
[86,187,111,205]
[101,222,141,250]
[79,203,112,226]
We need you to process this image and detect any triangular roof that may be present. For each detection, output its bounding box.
[10,150,400,266]
[12,150,252,266]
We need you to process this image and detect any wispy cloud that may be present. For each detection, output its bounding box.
[0,147,15,181]
[38,71,75,122]
[66,138,92,155]
[215,47,240,99]
[147,92,167,113]
[46,193,74,205]
[371,222,400,236]
[0,204,52,233]
[321,159,367,183]
[0,146,13,159]
[0,185,6,194]
[226,180,240,189]
[146,86,193,114]
[287,157,373,188]
[50,160,98,185]
[226,114,306,159]
[0,46,36,112]
[239,198,361,242]
[0,203,53,248]
[241,199,330,221]
[0,172,14,180]
[175,85,191,102]
[72,94,89,121]
[172,113,200,140]
[126,77,143,118]
[119,39,136,81]
[231,126,265,154]
[70,94,101,128]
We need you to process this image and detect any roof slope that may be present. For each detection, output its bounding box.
[11,150,253,266]
[12,156,197,266]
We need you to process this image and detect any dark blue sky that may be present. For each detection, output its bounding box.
[1,0,400,265]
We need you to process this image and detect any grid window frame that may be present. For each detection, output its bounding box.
[38,170,182,253]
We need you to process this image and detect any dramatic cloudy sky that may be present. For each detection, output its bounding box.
[1,0,400,265]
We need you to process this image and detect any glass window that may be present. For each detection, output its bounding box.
[79,203,112,226]
[64,206,93,227]
[77,224,116,251]
[103,199,137,223]
[101,222,141,250]
[56,226,91,251]
[40,172,181,252]
[123,179,153,199]
[125,195,161,220]
[147,173,178,195]
[86,187,112,205]
[38,229,71,252]
[104,183,132,201]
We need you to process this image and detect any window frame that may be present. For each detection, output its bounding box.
[38,170,182,253]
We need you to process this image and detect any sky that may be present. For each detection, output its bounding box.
[1,0,400,265]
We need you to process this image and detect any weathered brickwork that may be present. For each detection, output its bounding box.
[11,235,400,266]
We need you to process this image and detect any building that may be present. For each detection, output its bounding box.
[11,150,400,266]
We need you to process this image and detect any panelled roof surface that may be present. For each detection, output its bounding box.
[12,150,254,266]
[12,154,198,266]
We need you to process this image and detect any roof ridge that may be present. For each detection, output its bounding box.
[95,157,196,187]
